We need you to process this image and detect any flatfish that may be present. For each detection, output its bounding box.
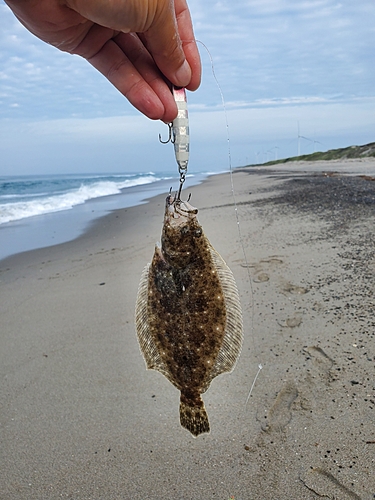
[135,194,243,437]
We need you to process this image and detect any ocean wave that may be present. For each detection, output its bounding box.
[0,175,160,225]
[0,191,52,200]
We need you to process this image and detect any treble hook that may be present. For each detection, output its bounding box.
[158,123,174,144]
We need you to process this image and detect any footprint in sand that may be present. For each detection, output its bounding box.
[303,346,334,374]
[260,257,284,266]
[261,381,298,433]
[241,256,284,269]
[277,313,303,328]
[300,467,361,499]
[253,272,270,283]
[281,281,309,295]
[241,255,284,284]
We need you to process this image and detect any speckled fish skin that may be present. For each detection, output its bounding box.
[135,194,243,437]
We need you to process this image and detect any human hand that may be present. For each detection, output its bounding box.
[5,0,201,122]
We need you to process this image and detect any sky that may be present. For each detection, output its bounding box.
[1,0,375,175]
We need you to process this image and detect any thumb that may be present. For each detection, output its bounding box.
[143,0,192,88]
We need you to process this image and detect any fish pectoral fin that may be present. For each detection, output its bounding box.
[179,394,210,437]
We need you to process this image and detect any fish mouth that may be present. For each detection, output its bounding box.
[166,194,198,220]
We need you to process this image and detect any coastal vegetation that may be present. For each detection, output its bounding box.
[253,141,375,166]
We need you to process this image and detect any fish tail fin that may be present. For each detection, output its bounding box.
[180,395,210,437]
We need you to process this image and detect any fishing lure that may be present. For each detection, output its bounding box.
[159,86,189,198]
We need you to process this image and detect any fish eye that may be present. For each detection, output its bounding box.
[181,226,189,235]
[194,228,202,238]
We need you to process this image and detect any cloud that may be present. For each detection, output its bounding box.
[0,4,131,120]
[189,95,334,111]
[0,0,374,173]
[190,0,375,105]
[1,95,374,174]
[2,0,374,115]
[2,0,374,118]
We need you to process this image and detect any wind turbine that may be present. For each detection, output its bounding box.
[297,121,301,156]
[267,147,280,161]
[297,121,315,155]
[312,131,323,152]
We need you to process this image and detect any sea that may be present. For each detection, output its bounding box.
[0,170,215,261]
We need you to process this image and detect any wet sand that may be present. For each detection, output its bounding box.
[1,159,375,499]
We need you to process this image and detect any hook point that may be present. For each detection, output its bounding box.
[159,123,173,144]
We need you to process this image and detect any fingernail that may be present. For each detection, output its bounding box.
[174,60,191,87]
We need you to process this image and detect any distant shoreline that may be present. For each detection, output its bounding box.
[238,156,375,174]
[243,140,375,167]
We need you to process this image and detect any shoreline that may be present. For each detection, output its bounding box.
[2,158,373,264]
[0,171,211,262]
[1,159,375,498]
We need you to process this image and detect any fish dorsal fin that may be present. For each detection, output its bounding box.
[202,245,243,389]
[135,262,176,383]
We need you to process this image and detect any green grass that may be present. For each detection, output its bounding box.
[248,142,375,167]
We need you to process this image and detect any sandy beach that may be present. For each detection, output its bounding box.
[1,159,375,499]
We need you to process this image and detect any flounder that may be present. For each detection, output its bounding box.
[135,194,243,437]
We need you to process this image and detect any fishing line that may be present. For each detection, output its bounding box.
[193,40,263,406]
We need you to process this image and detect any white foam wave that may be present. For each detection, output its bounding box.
[0,176,158,225]
[0,191,51,200]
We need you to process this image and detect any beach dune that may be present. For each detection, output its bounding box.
[1,159,375,499]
